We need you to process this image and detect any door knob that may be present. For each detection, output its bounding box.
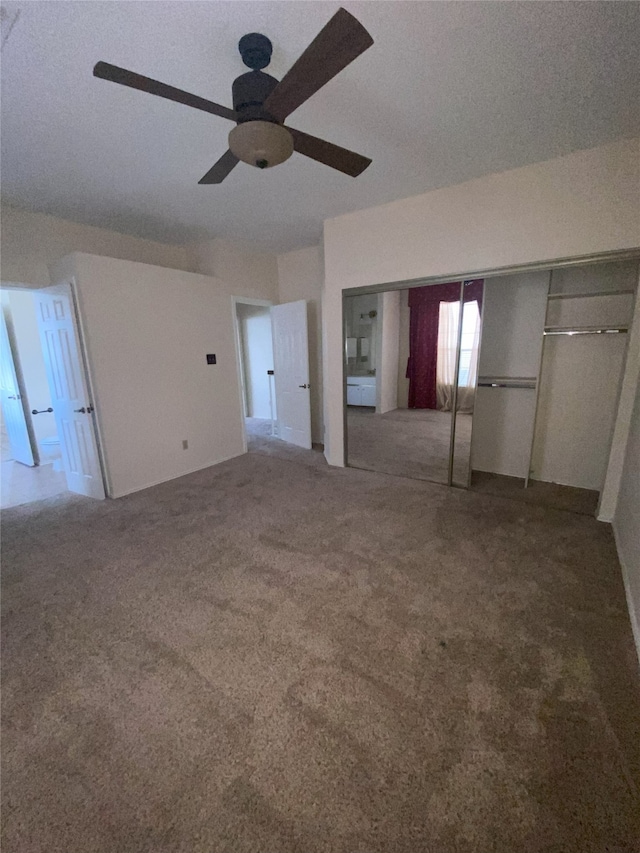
[298,384,310,389]
[8,394,19,400]
[74,407,86,414]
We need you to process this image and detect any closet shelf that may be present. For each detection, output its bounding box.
[543,325,628,336]
[547,289,635,301]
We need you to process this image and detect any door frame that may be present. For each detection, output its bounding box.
[1,278,110,498]
[231,296,274,453]
[0,306,36,465]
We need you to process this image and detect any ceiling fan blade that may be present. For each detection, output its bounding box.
[264,8,373,122]
[93,62,238,122]
[198,150,240,184]
[287,127,371,177]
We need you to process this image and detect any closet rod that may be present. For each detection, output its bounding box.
[478,376,536,383]
[478,381,536,389]
[547,288,635,301]
[543,326,628,336]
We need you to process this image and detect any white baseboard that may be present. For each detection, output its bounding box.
[612,522,640,669]
[108,450,245,499]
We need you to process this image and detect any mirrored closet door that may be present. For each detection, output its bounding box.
[450,281,484,487]
[344,279,484,487]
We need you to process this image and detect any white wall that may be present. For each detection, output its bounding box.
[277,246,324,445]
[377,291,400,414]
[533,334,627,490]
[1,289,56,446]
[1,205,193,287]
[0,206,283,307]
[472,271,549,478]
[187,237,279,304]
[614,375,640,662]
[237,304,274,420]
[323,138,640,466]
[50,253,245,498]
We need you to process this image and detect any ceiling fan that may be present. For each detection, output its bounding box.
[93,8,373,184]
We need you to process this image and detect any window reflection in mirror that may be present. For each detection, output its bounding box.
[451,283,484,487]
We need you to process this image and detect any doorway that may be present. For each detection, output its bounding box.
[234,297,313,453]
[234,299,277,447]
[1,282,105,508]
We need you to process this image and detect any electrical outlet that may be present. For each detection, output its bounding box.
[182,439,188,450]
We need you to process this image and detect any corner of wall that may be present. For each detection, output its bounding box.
[610,363,640,668]
[599,277,640,521]
[1,204,196,286]
[612,521,640,670]
[48,253,79,287]
[185,237,279,303]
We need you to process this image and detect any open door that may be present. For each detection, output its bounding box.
[0,312,35,466]
[35,283,105,499]
[271,300,312,449]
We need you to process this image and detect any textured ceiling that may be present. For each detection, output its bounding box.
[2,1,639,251]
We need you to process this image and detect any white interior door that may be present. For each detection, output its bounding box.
[0,312,35,466]
[271,300,312,449]
[35,283,105,499]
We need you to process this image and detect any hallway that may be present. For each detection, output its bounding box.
[1,459,68,509]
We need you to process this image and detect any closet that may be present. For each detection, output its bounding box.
[342,255,638,515]
[471,258,638,511]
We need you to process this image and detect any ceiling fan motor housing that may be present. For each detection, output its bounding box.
[232,70,279,123]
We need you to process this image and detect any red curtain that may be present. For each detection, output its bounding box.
[407,280,484,409]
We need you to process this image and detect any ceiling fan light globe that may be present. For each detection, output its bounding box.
[228,121,293,169]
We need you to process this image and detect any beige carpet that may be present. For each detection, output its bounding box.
[347,407,472,485]
[471,471,600,516]
[2,438,639,852]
